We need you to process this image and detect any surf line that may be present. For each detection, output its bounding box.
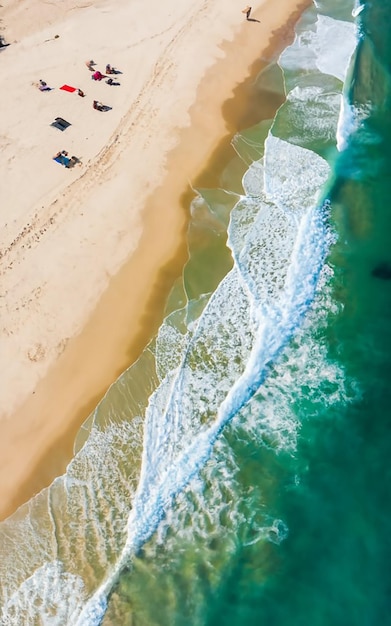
[75,198,329,626]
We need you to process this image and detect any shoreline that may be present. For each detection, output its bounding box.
[0,0,309,520]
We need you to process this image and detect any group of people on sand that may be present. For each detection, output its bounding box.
[90,70,119,85]
[53,150,78,168]
[48,61,121,169]
[86,59,121,110]
[47,58,124,166]
[86,59,120,73]
[38,79,85,97]
[40,59,121,107]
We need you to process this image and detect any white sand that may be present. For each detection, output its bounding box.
[0,0,307,519]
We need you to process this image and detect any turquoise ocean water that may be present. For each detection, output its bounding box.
[1,0,391,623]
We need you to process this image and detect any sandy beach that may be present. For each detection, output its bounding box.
[0,0,308,520]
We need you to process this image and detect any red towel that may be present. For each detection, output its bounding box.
[60,84,76,92]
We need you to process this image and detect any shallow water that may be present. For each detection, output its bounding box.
[2,1,391,624]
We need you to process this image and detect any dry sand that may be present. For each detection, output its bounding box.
[0,0,308,520]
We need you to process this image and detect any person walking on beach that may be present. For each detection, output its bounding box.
[242,6,252,20]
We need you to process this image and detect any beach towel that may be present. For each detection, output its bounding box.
[51,117,71,131]
[53,154,70,166]
[60,84,76,92]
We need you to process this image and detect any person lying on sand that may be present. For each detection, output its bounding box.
[93,100,104,111]
[105,64,120,75]
[85,59,95,71]
[106,78,120,86]
[93,100,111,112]
[65,156,79,168]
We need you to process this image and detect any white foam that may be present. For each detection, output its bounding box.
[264,135,330,213]
[283,85,345,146]
[352,3,364,18]
[314,16,356,82]
[280,12,356,85]
[1,562,86,626]
[336,97,372,151]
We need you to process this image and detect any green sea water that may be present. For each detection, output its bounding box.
[1,1,391,624]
